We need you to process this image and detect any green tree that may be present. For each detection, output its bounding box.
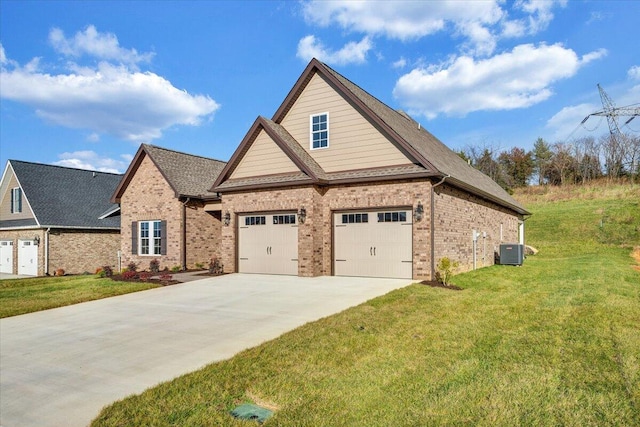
[499,147,534,188]
[532,137,552,185]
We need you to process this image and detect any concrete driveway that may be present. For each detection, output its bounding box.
[0,274,409,427]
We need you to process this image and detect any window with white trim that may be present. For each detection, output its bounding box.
[10,187,22,213]
[139,220,162,255]
[310,113,329,149]
[377,211,407,222]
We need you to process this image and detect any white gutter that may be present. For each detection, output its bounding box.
[44,228,50,275]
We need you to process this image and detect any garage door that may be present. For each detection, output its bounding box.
[238,212,298,275]
[0,240,13,274]
[334,209,412,279]
[18,239,38,276]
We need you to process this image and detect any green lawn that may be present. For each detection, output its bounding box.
[0,275,159,318]
[86,183,636,425]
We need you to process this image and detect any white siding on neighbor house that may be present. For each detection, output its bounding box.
[280,72,413,173]
[230,129,300,179]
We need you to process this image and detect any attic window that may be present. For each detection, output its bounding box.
[310,113,329,149]
[10,187,22,213]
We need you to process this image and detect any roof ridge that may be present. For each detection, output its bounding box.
[143,144,227,164]
[9,159,123,176]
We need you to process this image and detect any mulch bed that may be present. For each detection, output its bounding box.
[419,280,463,290]
[110,274,180,286]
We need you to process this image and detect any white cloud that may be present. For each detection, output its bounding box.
[392,57,407,69]
[296,35,372,65]
[86,132,100,143]
[54,150,129,173]
[49,26,154,66]
[301,0,567,58]
[545,103,598,142]
[393,43,603,119]
[0,29,219,144]
[628,65,640,81]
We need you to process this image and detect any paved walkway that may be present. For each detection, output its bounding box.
[0,274,409,427]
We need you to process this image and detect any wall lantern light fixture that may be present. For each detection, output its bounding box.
[414,202,424,222]
[223,211,231,227]
[298,207,307,224]
[33,236,40,245]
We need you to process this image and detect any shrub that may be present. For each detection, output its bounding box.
[171,265,181,273]
[159,273,173,281]
[149,259,160,273]
[102,265,113,277]
[126,262,138,272]
[195,262,205,269]
[138,272,152,281]
[122,271,137,280]
[55,268,65,276]
[209,257,223,275]
[95,267,103,275]
[436,257,459,286]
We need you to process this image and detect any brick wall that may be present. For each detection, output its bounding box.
[48,229,120,274]
[433,183,520,273]
[120,155,222,272]
[120,155,183,271]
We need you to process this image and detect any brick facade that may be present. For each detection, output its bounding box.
[120,155,221,272]
[221,178,522,280]
[433,183,520,273]
[0,228,119,276]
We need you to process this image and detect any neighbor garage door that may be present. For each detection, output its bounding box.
[334,209,412,279]
[238,212,298,275]
[18,239,38,276]
[0,240,13,274]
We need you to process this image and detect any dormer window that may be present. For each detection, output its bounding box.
[310,113,329,149]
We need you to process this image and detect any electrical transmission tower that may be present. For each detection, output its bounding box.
[581,83,640,137]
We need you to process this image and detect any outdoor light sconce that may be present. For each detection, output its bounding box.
[33,236,40,246]
[298,207,307,224]
[414,202,424,222]
[223,211,231,227]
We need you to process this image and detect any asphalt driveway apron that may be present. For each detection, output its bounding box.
[0,274,409,427]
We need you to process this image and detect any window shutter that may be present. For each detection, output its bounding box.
[17,189,21,212]
[10,189,14,214]
[131,221,138,255]
[160,220,167,255]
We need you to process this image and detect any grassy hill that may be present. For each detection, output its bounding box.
[93,182,640,426]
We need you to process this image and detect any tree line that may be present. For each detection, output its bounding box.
[458,133,640,192]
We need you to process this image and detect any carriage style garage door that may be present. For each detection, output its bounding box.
[334,209,413,279]
[18,239,38,276]
[0,240,13,274]
[238,212,298,275]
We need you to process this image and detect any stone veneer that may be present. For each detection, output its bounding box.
[221,178,522,280]
[120,155,221,272]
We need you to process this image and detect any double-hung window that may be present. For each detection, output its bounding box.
[134,220,165,256]
[10,187,22,213]
[310,113,329,149]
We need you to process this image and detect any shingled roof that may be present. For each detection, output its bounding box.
[2,160,122,229]
[213,59,528,215]
[112,144,227,202]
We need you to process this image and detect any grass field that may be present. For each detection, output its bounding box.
[0,275,159,318]
[91,183,640,426]
[82,182,634,425]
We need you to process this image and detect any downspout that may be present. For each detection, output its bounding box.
[430,175,450,280]
[44,228,50,275]
[181,198,190,271]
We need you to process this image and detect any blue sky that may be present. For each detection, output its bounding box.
[1,0,638,173]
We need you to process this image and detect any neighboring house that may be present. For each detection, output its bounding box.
[211,58,530,280]
[111,144,226,272]
[0,161,122,276]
